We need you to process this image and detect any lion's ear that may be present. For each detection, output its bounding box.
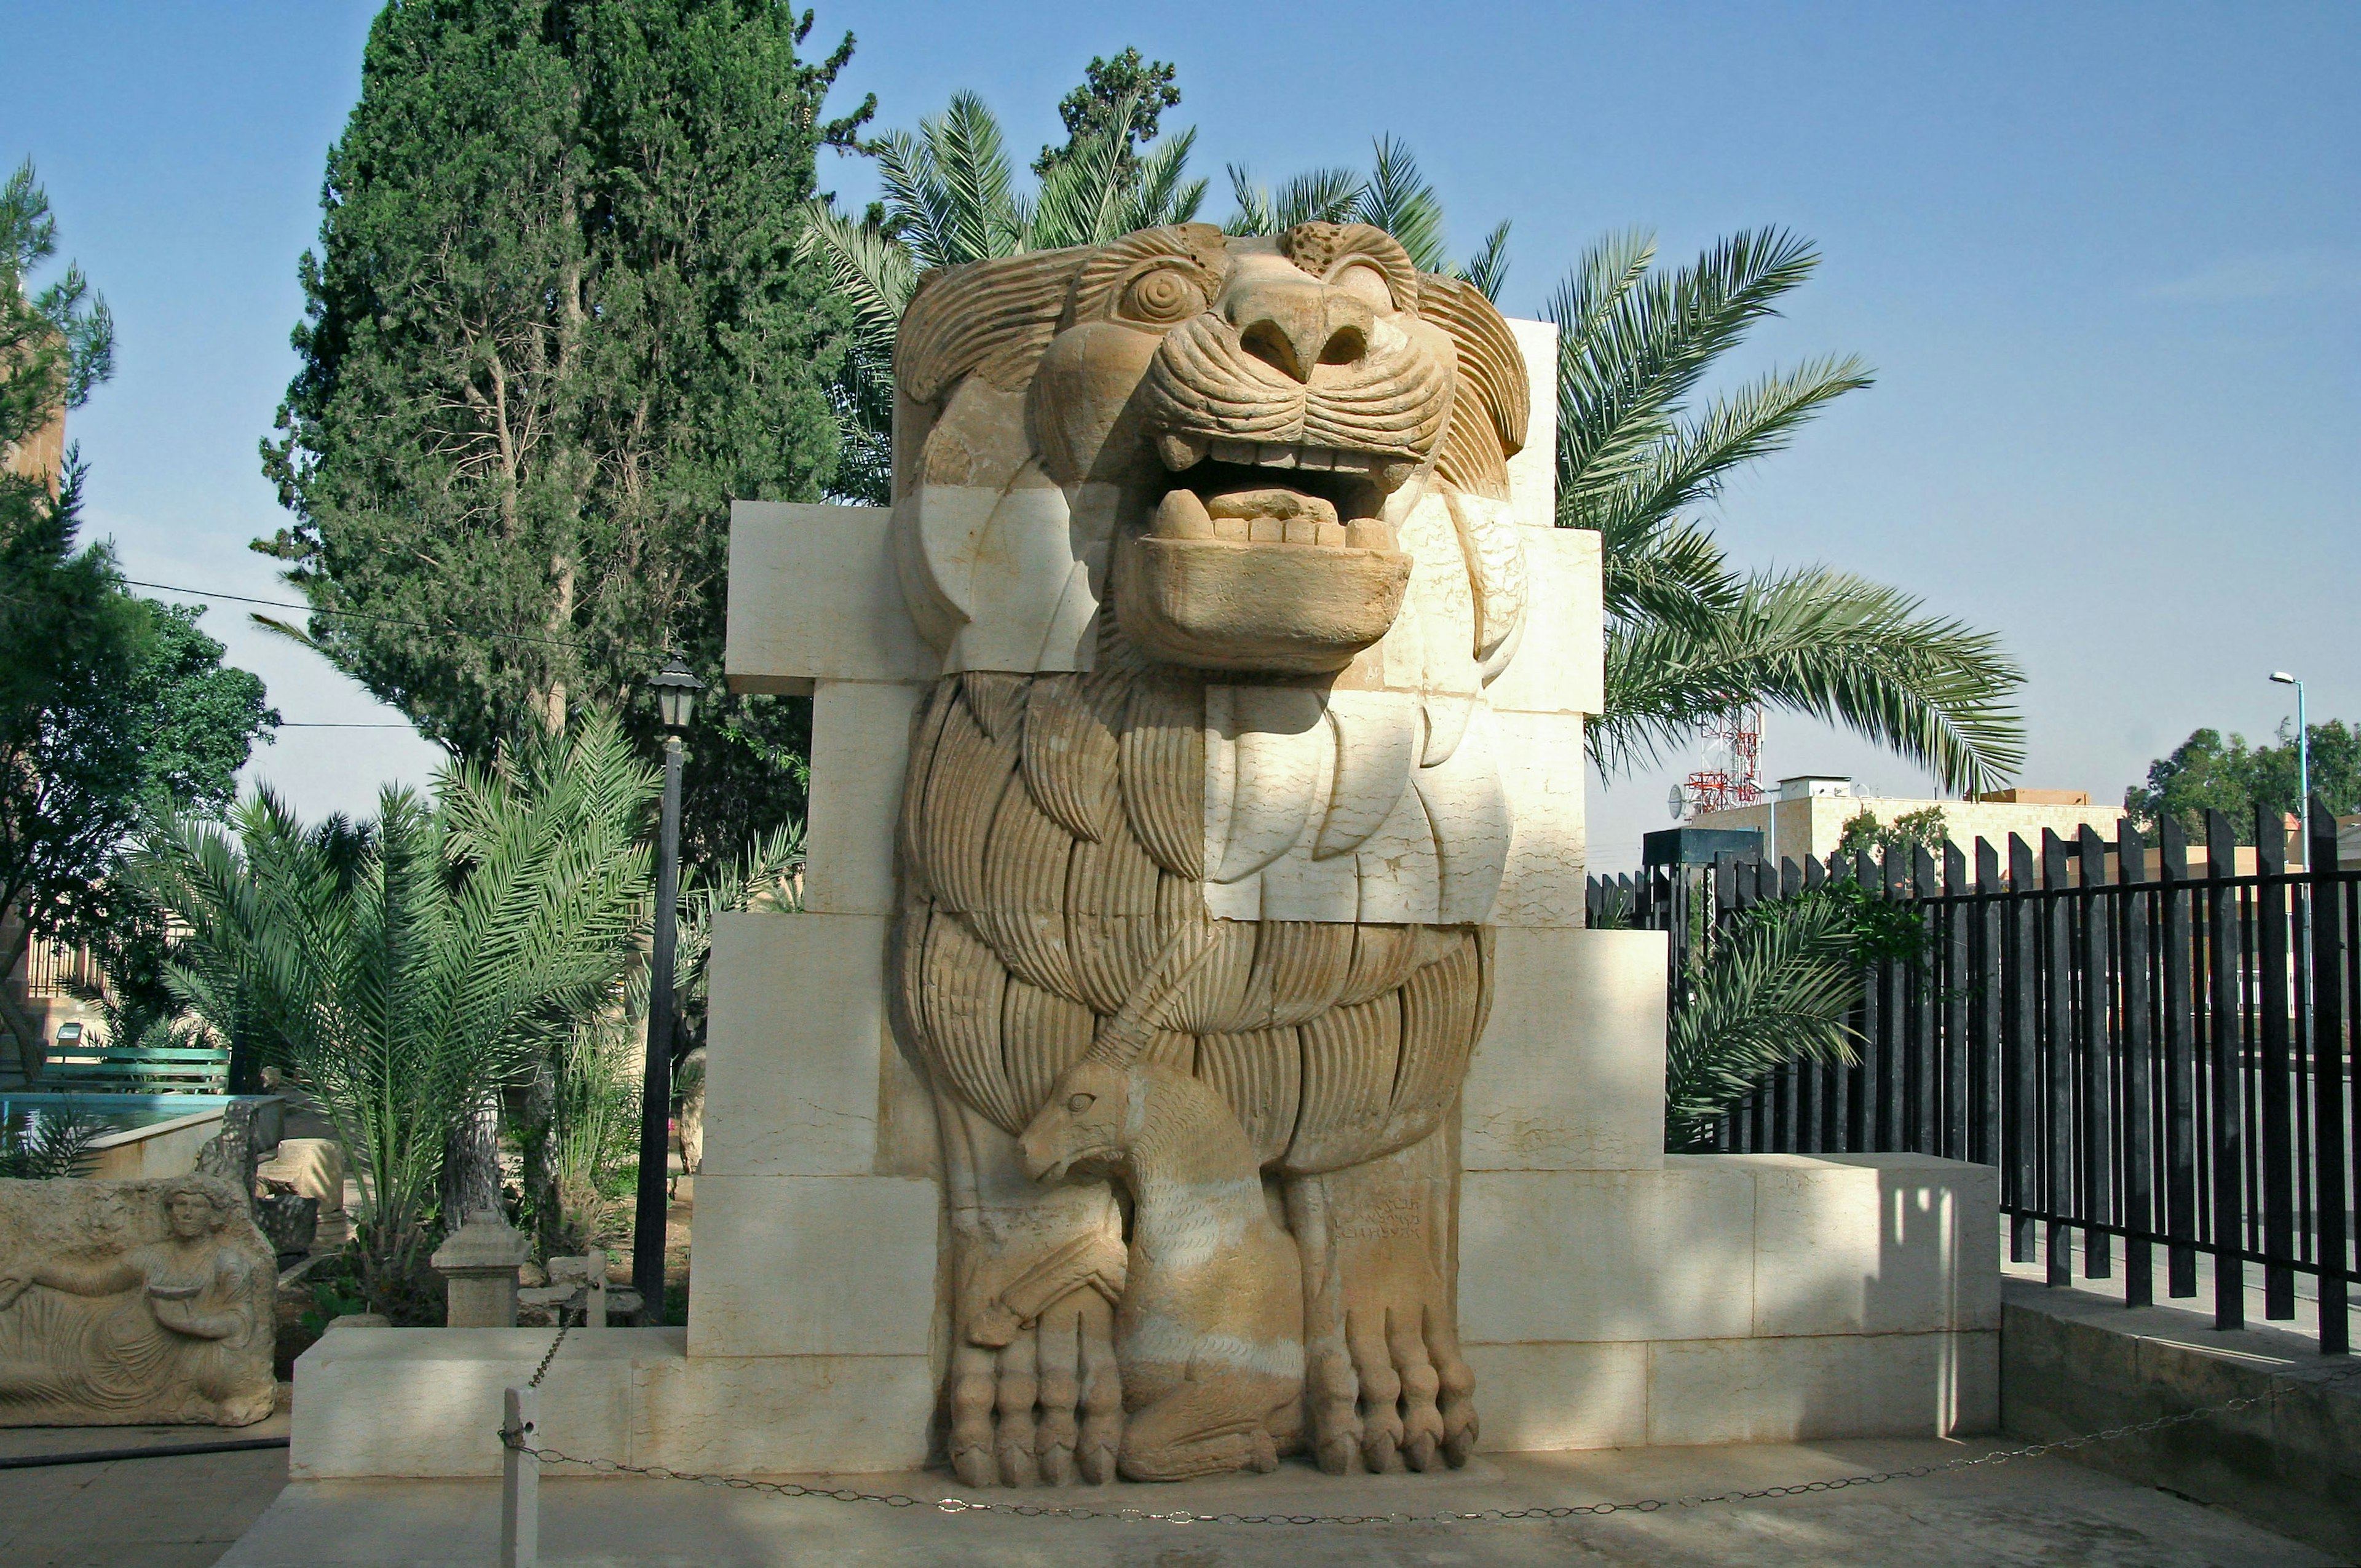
[1418,274,1530,502]
[897,248,1093,405]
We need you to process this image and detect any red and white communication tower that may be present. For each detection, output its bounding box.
[1674,703,1765,818]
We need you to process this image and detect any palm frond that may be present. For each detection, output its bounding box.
[1552,227,1820,513]
[1456,220,1513,303]
[1592,567,2026,794]
[1664,893,1861,1147]
[1122,129,1208,232]
[1352,135,1448,272]
[1573,355,1875,538]
[1225,164,1362,236]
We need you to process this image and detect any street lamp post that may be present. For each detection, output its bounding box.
[633,654,702,1324]
[2271,671,2308,866]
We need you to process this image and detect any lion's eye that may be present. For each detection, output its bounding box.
[1329,261,1394,312]
[1119,266,1205,326]
[1066,1092,1095,1114]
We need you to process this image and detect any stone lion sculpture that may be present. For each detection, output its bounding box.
[888,221,1532,1486]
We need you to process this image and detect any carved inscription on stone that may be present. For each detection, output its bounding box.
[0,1177,276,1427]
[885,223,1532,1483]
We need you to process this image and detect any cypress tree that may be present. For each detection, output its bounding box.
[260,0,872,863]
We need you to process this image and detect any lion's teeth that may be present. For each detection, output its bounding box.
[1257,444,1296,469]
[1295,446,1334,472]
[1154,488,1214,540]
[1156,432,1209,471]
[1212,439,1256,465]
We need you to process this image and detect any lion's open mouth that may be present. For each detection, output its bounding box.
[1150,432,1413,550]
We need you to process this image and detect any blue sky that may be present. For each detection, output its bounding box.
[2,1,2354,866]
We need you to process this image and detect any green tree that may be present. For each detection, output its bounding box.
[1,168,274,1055]
[2126,721,2361,841]
[1033,47,1181,181]
[258,0,872,871]
[1835,803,1949,860]
[1,159,113,451]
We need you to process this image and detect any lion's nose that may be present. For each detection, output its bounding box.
[1227,281,1374,384]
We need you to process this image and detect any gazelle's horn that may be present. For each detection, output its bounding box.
[1089,917,1222,1066]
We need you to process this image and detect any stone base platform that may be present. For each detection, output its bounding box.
[293,1154,2001,1479]
[220,1436,2330,1567]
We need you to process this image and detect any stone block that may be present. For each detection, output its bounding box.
[685,1174,938,1360]
[291,1326,643,1478]
[804,681,923,917]
[1465,1342,1648,1452]
[290,1328,941,1481]
[1645,1329,1999,1445]
[725,502,935,694]
[635,1353,936,1476]
[256,1138,343,1214]
[1458,1166,1756,1345]
[1463,927,1667,1170]
[1490,710,1589,928]
[700,913,890,1179]
[1484,525,1603,718]
[1503,318,1558,535]
[1742,1153,2001,1337]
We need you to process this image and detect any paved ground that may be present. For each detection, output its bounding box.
[213,1436,2336,1568]
[0,1411,290,1568]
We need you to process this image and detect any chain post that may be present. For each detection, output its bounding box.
[500,1385,539,1567]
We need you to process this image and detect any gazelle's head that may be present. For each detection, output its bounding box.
[1019,1059,1136,1184]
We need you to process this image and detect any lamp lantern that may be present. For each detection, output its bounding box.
[650,655,702,734]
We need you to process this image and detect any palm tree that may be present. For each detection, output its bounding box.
[132,717,657,1304]
[1551,229,2022,793]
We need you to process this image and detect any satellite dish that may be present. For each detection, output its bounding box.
[1666,785,1687,821]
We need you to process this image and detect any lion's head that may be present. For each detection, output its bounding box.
[892,222,1529,681]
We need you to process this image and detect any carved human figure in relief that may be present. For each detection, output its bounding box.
[0,1181,275,1427]
[889,221,1529,1484]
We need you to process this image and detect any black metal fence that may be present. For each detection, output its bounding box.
[1589,801,2358,1355]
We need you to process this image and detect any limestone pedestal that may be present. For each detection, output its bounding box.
[430,1210,531,1329]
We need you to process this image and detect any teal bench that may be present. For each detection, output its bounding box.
[41,1030,232,1093]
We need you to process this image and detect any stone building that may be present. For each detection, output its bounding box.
[1692,776,2127,866]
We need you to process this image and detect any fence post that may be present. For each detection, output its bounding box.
[2007,834,2039,1265]
[2204,808,2246,1331]
[2042,830,2075,1288]
[2078,825,2114,1280]
[2159,815,2199,1298]
[502,1385,539,1568]
[1942,841,1970,1163]
[2255,804,2297,1320]
[2118,818,2155,1309]
[1977,838,2003,1174]
[2307,799,2351,1355]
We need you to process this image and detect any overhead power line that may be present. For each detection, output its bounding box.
[120,578,660,657]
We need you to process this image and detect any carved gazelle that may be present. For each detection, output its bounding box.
[1013,925,1303,1483]
[891,221,1522,1485]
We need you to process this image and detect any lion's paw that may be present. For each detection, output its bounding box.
[949,1289,1121,1486]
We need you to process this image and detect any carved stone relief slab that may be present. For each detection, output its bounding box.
[887,223,1533,1484]
[0,1176,276,1427]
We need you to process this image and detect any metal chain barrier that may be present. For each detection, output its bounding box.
[527,1324,571,1390]
[498,1324,2361,1527]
